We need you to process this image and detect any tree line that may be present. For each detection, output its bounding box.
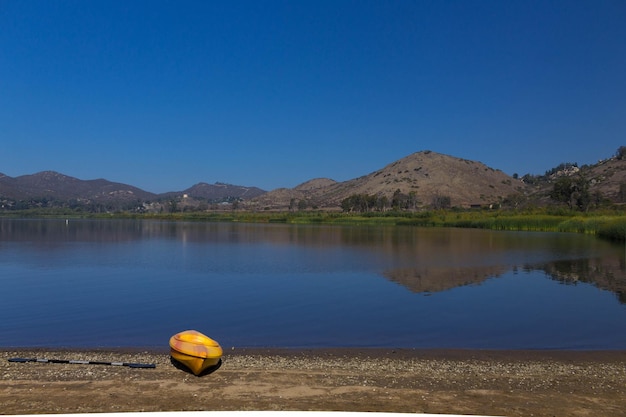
[341,189,451,213]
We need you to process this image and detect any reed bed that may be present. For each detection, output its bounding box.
[325,211,626,241]
[7,208,626,241]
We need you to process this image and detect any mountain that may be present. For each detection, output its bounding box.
[0,173,22,200]
[179,182,266,200]
[3,149,626,212]
[251,178,338,210]
[250,150,526,210]
[0,172,267,210]
[520,152,626,205]
[0,171,157,203]
[585,157,626,201]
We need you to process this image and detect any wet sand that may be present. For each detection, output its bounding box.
[2,348,626,416]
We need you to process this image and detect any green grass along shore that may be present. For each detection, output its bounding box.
[5,207,626,242]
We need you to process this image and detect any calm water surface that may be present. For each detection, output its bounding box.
[1,219,625,349]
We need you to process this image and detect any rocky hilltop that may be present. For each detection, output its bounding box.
[565,156,626,201]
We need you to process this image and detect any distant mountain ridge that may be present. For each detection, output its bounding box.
[180,182,265,200]
[0,172,265,210]
[2,148,625,212]
[0,171,157,202]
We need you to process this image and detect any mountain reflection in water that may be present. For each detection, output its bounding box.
[2,218,625,301]
[384,259,626,304]
[2,218,625,349]
[365,224,626,303]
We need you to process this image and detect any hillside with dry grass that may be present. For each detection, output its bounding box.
[250,150,526,210]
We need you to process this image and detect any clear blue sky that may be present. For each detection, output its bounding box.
[1,0,625,193]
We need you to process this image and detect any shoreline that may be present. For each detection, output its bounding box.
[2,347,626,416]
[4,345,626,360]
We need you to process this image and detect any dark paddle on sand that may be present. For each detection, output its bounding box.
[8,357,156,368]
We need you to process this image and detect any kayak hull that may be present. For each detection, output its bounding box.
[169,330,223,376]
[169,348,221,375]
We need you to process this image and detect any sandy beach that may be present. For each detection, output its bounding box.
[2,348,626,416]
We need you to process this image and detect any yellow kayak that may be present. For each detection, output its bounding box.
[169,330,223,375]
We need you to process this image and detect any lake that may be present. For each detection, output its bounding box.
[1,218,625,350]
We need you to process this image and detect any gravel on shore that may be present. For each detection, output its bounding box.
[2,348,626,416]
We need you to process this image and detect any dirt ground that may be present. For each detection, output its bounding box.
[2,348,626,416]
